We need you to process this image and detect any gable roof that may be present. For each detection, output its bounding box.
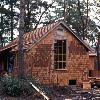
[0,21,94,52]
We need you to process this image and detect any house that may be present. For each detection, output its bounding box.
[0,21,99,88]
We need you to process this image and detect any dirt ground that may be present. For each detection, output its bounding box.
[0,88,100,100]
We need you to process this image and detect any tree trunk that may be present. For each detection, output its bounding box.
[77,0,85,40]
[24,0,31,32]
[85,0,89,33]
[97,32,100,70]
[63,0,66,21]
[18,0,25,79]
[0,14,4,47]
[10,3,14,41]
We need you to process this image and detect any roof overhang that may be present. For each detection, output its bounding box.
[89,52,97,56]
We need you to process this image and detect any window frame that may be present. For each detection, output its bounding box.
[54,39,67,69]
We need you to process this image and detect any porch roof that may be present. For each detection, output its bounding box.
[0,38,17,52]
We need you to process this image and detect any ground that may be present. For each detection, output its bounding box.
[0,86,100,100]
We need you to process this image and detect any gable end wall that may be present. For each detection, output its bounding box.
[24,25,92,86]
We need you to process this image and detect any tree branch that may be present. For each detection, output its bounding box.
[34,1,55,30]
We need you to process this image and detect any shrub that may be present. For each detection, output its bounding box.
[0,75,35,97]
[0,76,21,96]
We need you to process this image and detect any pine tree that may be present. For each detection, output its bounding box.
[44,0,98,44]
[0,0,18,46]
[0,0,50,46]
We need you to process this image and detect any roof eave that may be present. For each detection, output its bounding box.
[60,22,94,52]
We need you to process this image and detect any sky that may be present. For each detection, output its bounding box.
[43,0,52,3]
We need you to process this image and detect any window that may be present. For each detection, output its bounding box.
[56,28,64,37]
[69,80,76,85]
[54,40,66,69]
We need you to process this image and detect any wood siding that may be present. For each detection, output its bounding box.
[22,25,92,86]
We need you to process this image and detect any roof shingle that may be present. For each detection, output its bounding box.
[0,21,94,52]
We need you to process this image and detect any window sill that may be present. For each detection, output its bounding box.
[53,69,67,71]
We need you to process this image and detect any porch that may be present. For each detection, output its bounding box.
[89,70,100,87]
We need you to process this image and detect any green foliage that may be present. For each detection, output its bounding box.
[24,0,49,32]
[0,0,18,46]
[0,76,35,97]
[0,76,21,96]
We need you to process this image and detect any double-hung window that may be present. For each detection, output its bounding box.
[54,40,66,69]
